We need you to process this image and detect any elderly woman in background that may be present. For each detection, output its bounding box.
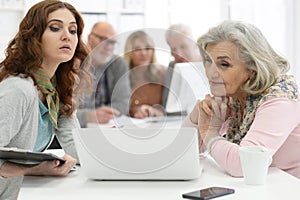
[184,20,300,178]
[124,30,166,118]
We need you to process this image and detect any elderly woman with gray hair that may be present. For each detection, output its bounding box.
[184,20,300,178]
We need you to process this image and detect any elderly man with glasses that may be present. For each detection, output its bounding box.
[77,22,131,127]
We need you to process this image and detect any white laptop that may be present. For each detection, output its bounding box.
[165,62,210,114]
[72,127,202,180]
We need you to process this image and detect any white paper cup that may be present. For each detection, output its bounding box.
[239,146,272,185]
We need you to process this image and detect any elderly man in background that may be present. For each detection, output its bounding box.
[77,22,131,127]
[162,24,202,109]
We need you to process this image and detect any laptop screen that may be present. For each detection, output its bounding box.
[165,62,210,114]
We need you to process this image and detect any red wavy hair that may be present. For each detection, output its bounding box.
[0,0,92,116]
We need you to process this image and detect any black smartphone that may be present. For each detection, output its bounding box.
[182,186,235,200]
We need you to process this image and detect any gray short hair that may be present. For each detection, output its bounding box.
[165,23,193,40]
[197,20,290,94]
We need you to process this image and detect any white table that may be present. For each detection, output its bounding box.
[19,156,300,200]
[87,115,185,128]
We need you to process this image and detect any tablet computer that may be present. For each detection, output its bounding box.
[0,147,65,165]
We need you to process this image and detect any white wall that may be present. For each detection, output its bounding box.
[286,0,300,83]
[0,0,25,60]
[229,0,299,83]
[0,9,22,60]
[143,0,227,66]
[0,0,299,83]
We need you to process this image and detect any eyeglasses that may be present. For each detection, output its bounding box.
[90,32,117,46]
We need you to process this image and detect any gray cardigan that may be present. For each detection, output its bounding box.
[0,76,79,199]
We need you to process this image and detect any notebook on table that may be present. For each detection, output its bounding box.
[72,127,202,180]
[0,147,65,165]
